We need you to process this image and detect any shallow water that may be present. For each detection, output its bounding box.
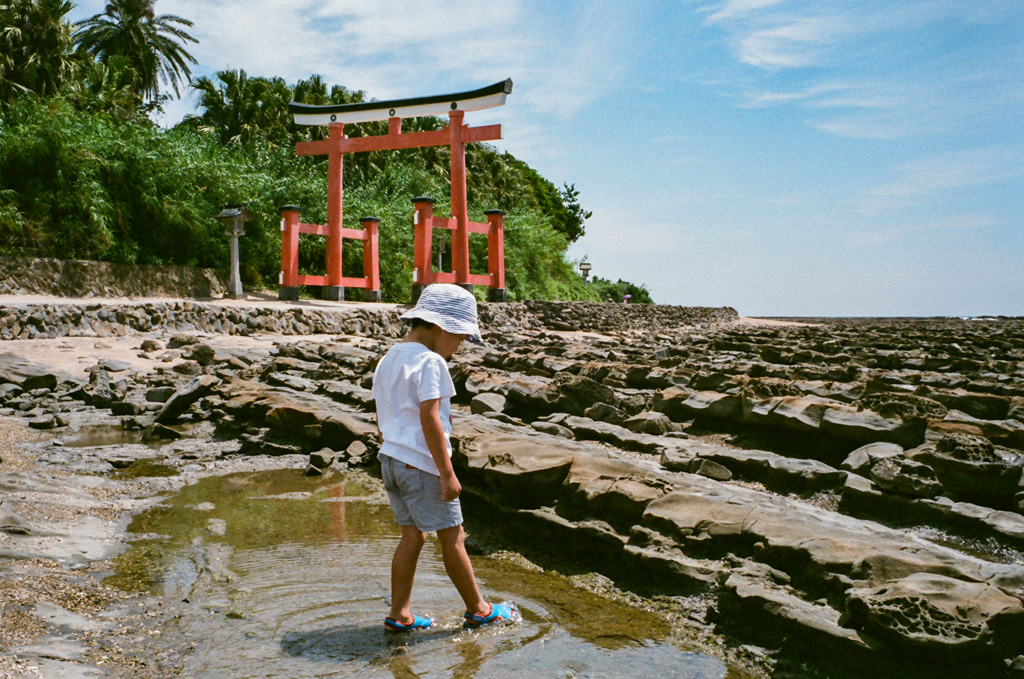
[111,469,745,678]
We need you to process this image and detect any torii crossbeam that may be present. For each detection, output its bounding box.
[280,79,513,302]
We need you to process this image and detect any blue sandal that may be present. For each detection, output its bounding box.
[463,602,514,628]
[384,614,433,632]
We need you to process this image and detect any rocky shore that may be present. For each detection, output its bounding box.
[0,295,1022,677]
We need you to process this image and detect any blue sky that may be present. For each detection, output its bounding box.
[68,1,1024,316]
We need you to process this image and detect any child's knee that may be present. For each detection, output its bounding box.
[436,524,464,546]
[401,525,428,544]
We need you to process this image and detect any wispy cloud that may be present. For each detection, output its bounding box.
[737,17,843,68]
[698,0,1024,139]
[861,146,1021,212]
[702,0,789,24]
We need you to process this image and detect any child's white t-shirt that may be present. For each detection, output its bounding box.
[372,342,455,476]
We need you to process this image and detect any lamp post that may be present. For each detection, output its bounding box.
[579,261,592,280]
[214,204,251,300]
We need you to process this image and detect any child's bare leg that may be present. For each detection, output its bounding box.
[436,524,487,616]
[390,525,427,622]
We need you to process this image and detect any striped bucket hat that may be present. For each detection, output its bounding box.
[401,284,483,343]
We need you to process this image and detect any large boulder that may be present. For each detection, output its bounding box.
[907,435,1023,502]
[844,573,1024,659]
[623,411,678,435]
[767,395,834,433]
[670,390,744,421]
[470,392,507,415]
[538,372,619,417]
[155,375,219,423]
[842,442,904,475]
[952,393,1011,421]
[453,420,579,509]
[557,455,670,533]
[868,457,943,498]
[0,354,62,391]
[820,405,925,447]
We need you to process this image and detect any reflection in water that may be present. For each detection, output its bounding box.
[111,469,741,678]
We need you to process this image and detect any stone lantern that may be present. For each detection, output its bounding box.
[214,204,251,299]
[579,261,592,280]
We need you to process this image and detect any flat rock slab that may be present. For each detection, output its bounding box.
[31,602,111,633]
[662,441,847,493]
[0,513,129,564]
[563,415,671,454]
[0,353,78,390]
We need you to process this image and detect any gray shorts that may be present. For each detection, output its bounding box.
[380,454,463,533]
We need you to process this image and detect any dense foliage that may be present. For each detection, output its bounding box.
[588,276,653,304]
[0,0,78,101]
[0,1,653,304]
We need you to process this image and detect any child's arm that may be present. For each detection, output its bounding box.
[420,398,461,501]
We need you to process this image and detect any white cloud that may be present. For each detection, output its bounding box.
[864,147,1021,205]
[737,17,840,68]
[745,80,898,110]
[703,0,789,24]
[698,0,1024,139]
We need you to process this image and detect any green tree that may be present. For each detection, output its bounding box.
[589,276,653,304]
[0,0,77,103]
[558,183,591,241]
[188,69,292,145]
[73,0,197,101]
[60,55,145,118]
[494,154,589,243]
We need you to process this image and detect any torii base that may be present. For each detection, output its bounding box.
[279,286,300,302]
[322,286,344,302]
[487,288,508,303]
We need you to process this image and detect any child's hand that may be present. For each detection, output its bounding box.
[440,472,462,501]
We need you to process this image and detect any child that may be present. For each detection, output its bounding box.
[372,283,514,632]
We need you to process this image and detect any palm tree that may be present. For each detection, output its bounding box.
[61,55,144,117]
[0,0,77,102]
[190,69,292,145]
[73,0,197,101]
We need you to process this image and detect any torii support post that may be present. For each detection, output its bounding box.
[449,110,471,293]
[411,197,435,304]
[279,205,301,301]
[323,123,345,301]
[485,209,507,302]
[361,217,382,302]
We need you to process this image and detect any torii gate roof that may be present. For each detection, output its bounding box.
[289,78,513,126]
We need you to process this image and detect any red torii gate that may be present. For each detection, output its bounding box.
[281,79,513,303]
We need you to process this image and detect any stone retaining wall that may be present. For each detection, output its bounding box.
[0,299,737,341]
[0,301,406,340]
[517,300,738,332]
[0,257,225,299]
